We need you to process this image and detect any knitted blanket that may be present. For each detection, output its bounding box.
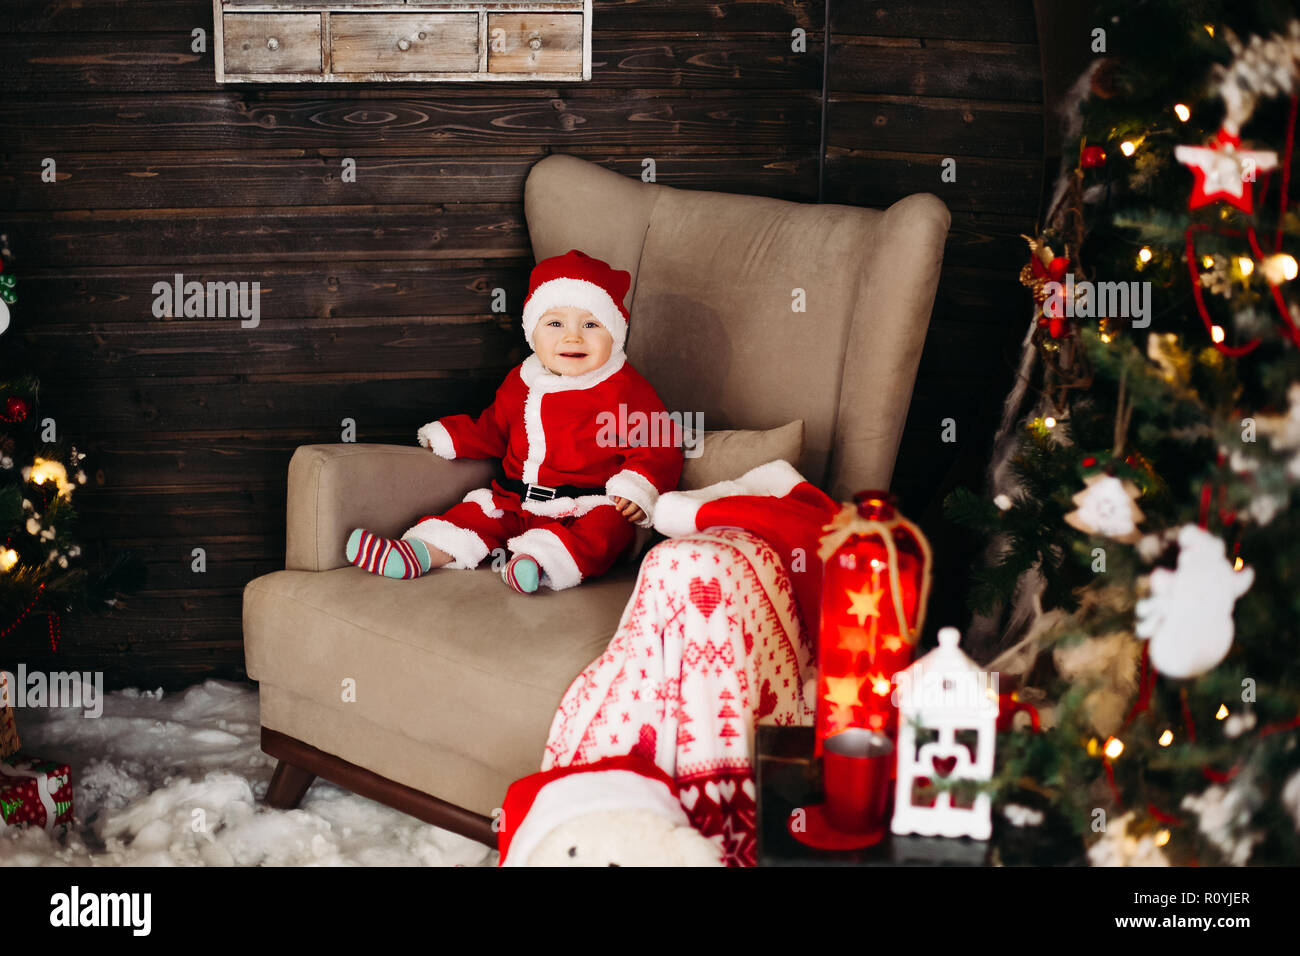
[542,462,835,866]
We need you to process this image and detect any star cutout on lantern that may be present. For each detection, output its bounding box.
[845,585,884,626]
[837,624,876,657]
[882,634,905,653]
[1174,127,1278,213]
[868,672,892,697]
[825,701,858,735]
[824,674,867,710]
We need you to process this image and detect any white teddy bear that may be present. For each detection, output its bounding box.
[498,755,725,867]
[528,808,726,867]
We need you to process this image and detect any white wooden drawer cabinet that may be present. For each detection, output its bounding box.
[214,1,591,82]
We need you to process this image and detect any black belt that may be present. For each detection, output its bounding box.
[495,476,607,502]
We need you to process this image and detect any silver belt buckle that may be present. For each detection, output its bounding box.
[526,483,557,501]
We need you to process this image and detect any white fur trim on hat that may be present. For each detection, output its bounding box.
[417,421,456,459]
[653,459,806,536]
[501,768,690,867]
[606,468,659,528]
[507,527,583,590]
[522,278,628,352]
[402,518,489,569]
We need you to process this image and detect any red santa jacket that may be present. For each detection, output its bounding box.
[417,353,684,526]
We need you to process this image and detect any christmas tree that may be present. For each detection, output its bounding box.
[0,233,144,662]
[944,2,1300,864]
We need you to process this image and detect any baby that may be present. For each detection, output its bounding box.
[346,249,684,593]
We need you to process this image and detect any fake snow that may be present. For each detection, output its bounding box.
[0,679,497,867]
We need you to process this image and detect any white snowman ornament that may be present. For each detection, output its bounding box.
[1135,524,1254,679]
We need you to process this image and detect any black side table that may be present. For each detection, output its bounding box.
[755,724,1087,866]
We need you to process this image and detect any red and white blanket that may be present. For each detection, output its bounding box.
[541,461,841,866]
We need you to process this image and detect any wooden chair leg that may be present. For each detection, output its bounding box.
[266,759,316,809]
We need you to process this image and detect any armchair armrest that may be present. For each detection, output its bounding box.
[285,443,497,572]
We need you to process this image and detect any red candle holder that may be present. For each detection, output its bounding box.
[789,728,895,850]
[790,490,933,850]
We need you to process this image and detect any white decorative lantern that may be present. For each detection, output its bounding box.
[891,626,997,840]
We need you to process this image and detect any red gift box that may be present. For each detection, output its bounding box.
[0,754,74,832]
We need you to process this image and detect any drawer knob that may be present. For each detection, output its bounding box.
[529,36,542,51]
[398,37,411,51]
[267,36,280,51]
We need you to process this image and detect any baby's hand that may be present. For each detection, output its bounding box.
[611,496,647,525]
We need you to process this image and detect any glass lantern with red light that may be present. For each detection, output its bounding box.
[813,490,933,758]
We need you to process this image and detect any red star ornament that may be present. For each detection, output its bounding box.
[1174,127,1278,214]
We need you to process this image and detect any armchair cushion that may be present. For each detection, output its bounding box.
[244,561,641,813]
[679,420,804,490]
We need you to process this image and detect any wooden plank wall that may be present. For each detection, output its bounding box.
[0,0,1041,687]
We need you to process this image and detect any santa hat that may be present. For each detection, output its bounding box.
[521,249,632,353]
[498,754,689,866]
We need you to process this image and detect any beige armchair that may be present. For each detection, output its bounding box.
[242,154,949,847]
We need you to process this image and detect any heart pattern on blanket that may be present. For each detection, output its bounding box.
[543,527,820,867]
[688,577,723,619]
[630,723,657,763]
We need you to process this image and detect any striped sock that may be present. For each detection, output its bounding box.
[346,529,432,579]
[502,554,540,594]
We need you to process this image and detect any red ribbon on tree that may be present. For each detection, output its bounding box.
[0,585,62,653]
[0,583,47,640]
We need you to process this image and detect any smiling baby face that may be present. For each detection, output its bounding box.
[532,305,615,376]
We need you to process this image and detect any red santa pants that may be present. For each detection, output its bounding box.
[402,488,636,591]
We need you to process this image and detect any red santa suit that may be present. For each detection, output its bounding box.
[402,250,684,590]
